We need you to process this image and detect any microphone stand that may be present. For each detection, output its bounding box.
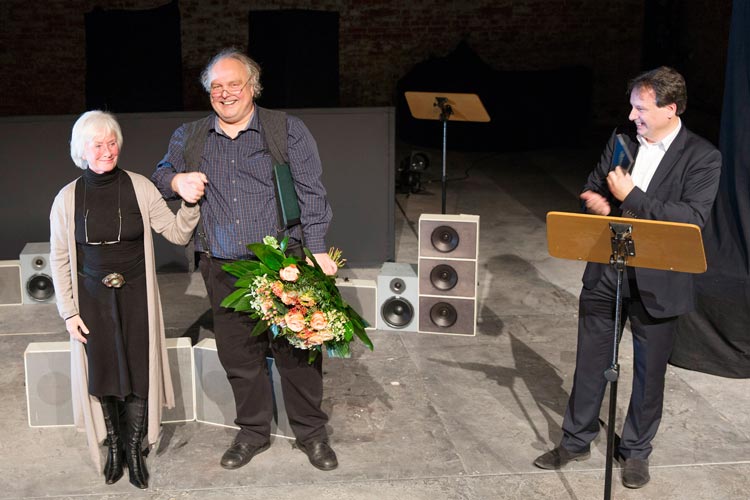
[434,97,453,215]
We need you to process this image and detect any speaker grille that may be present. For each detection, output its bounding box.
[381,296,415,329]
[0,261,22,306]
[431,225,460,253]
[26,274,54,302]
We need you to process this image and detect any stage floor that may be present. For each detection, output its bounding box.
[1,147,748,499]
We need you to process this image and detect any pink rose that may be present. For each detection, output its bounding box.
[284,311,306,332]
[307,329,334,345]
[310,311,328,330]
[260,299,274,314]
[279,264,300,282]
[280,290,298,306]
[271,281,284,297]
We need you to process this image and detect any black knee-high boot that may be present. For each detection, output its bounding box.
[100,397,124,484]
[124,395,149,489]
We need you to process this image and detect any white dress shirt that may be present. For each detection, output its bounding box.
[631,119,682,192]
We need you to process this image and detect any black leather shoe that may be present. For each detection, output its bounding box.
[296,439,338,471]
[220,441,270,470]
[533,446,591,470]
[622,458,650,488]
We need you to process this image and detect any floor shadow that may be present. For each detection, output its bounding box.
[430,331,569,450]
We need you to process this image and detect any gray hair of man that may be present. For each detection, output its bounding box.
[200,48,263,99]
[69,110,123,169]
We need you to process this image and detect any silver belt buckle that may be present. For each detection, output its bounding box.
[102,272,125,288]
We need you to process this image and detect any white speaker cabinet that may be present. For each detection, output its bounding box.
[193,338,292,439]
[0,260,23,306]
[376,262,419,332]
[418,214,480,336]
[335,278,377,330]
[19,242,56,304]
[162,337,196,423]
[25,338,195,427]
[25,341,74,427]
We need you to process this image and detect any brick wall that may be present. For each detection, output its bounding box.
[0,0,732,130]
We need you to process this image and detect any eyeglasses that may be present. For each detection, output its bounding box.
[209,79,250,98]
[84,209,122,245]
[83,175,122,246]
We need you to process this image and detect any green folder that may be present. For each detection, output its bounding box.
[274,163,301,228]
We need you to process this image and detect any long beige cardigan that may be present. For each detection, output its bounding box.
[49,170,199,472]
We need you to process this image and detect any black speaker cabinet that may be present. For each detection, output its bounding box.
[376,262,419,332]
[24,341,74,427]
[0,260,23,306]
[19,242,55,305]
[336,278,377,330]
[418,214,479,336]
[194,338,292,439]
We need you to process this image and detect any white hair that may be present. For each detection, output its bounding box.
[70,110,123,169]
[200,48,263,98]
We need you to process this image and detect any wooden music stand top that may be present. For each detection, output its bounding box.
[546,211,707,274]
[404,91,491,122]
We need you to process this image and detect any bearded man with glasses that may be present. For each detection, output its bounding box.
[152,48,339,472]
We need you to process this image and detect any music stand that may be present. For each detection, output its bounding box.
[404,91,490,214]
[546,211,707,500]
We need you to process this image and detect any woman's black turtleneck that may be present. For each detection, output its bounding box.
[74,167,144,272]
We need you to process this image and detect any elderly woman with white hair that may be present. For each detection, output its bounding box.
[49,110,199,489]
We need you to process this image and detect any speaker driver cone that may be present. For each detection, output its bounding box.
[381,297,414,328]
[431,226,460,253]
[430,264,458,291]
[389,277,406,294]
[27,274,54,302]
[429,302,457,328]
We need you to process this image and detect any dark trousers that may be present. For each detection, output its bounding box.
[199,256,329,445]
[560,267,678,460]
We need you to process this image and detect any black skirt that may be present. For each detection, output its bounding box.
[78,259,149,400]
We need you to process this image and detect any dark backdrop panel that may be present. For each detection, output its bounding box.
[85,0,182,113]
[249,9,339,108]
[671,0,750,378]
[0,108,394,269]
[396,41,592,152]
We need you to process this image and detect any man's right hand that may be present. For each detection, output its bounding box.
[580,190,611,216]
[171,172,208,203]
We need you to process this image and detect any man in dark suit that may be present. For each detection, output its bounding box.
[534,67,721,488]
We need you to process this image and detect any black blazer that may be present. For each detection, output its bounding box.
[581,123,721,318]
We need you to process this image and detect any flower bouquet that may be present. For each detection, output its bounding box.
[220,236,374,363]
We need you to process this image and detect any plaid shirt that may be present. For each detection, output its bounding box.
[152,110,332,259]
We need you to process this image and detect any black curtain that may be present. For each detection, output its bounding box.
[248,9,339,108]
[671,0,750,378]
[85,0,183,112]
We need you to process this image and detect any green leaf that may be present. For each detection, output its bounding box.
[234,276,255,288]
[353,325,374,351]
[232,295,254,312]
[307,347,321,364]
[279,236,289,252]
[222,260,261,277]
[251,319,270,337]
[281,256,299,267]
[247,243,284,270]
[220,288,248,309]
